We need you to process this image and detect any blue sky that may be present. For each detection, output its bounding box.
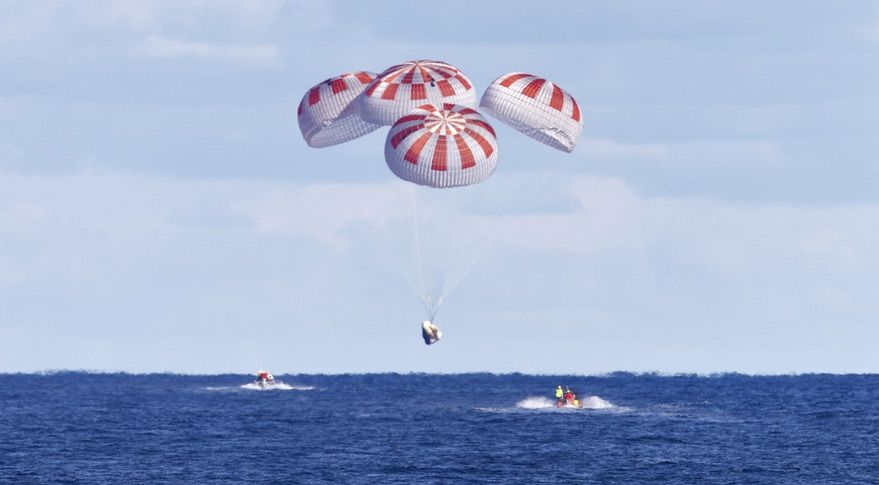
[1,1,878,374]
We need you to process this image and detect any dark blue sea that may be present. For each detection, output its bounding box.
[1,373,877,483]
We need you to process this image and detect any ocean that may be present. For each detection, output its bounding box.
[1,372,877,483]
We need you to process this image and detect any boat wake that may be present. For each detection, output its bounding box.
[476,395,625,414]
[205,383,315,392]
[239,382,312,391]
[516,395,621,411]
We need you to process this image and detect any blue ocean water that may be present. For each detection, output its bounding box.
[1,373,877,484]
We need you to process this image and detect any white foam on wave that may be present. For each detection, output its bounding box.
[205,382,316,391]
[514,395,619,411]
[516,396,557,409]
[581,395,615,409]
[239,382,314,391]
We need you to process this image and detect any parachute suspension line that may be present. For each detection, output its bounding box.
[433,184,503,316]
[434,201,463,311]
[411,188,426,301]
[358,182,444,323]
[425,301,440,322]
[410,191,437,321]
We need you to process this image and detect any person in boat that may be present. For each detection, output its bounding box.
[257,370,271,383]
[564,387,574,403]
[555,385,564,404]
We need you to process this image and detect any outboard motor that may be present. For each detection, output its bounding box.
[421,320,443,345]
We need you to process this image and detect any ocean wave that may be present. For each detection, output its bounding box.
[204,383,316,392]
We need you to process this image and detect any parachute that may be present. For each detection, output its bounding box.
[384,103,498,188]
[359,60,477,126]
[479,72,583,153]
[296,61,583,345]
[297,71,382,148]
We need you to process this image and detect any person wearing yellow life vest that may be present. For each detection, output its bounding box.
[555,385,564,404]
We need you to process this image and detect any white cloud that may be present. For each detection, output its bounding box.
[581,138,668,161]
[134,35,280,66]
[235,181,413,250]
[863,14,879,42]
[581,138,786,167]
[0,2,63,45]
[71,1,159,29]
[2,171,879,372]
[482,175,879,274]
[0,143,22,171]
[8,0,297,32]
[3,167,878,275]
[6,171,874,275]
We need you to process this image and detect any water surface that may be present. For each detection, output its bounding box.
[1,373,877,483]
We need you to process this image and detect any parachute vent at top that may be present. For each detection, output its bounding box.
[384,103,498,188]
[297,71,382,148]
[479,72,583,153]
[359,60,478,126]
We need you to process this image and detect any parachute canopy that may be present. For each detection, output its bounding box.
[479,72,582,153]
[297,71,381,148]
[384,103,498,188]
[297,61,584,342]
[360,60,477,126]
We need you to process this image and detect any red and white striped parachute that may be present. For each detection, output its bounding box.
[360,60,477,126]
[479,72,582,153]
[296,64,585,344]
[297,71,381,148]
[384,103,498,188]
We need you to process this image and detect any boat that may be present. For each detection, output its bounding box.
[556,388,582,408]
[556,399,582,409]
[255,370,275,388]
